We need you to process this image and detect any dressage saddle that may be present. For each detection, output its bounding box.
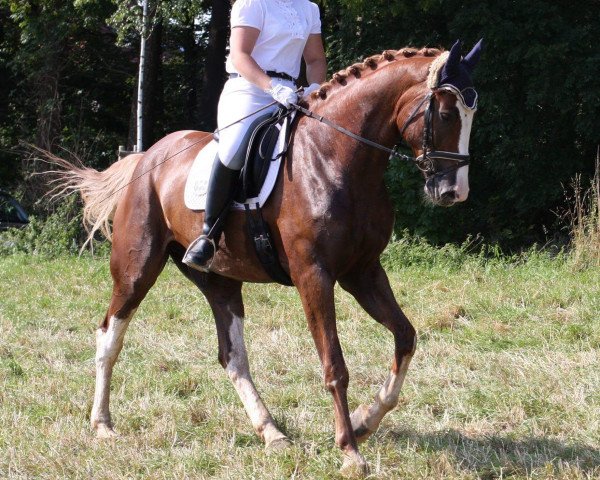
[215,107,294,286]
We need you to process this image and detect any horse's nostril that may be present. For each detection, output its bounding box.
[437,190,457,207]
[440,190,456,201]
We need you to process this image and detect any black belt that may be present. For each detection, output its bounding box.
[229,71,297,84]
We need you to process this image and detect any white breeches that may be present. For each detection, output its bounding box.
[216,77,294,170]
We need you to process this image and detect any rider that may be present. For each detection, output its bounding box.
[183,0,327,272]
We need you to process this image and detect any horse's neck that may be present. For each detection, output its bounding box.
[313,61,427,184]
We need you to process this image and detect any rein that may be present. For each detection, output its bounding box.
[91,87,470,207]
[292,89,470,179]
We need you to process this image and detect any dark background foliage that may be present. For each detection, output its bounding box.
[1,0,598,248]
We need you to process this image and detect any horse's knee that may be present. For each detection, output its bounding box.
[324,362,349,393]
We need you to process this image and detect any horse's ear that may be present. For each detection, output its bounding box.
[462,38,484,72]
[444,39,462,77]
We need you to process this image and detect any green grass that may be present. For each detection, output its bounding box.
[1,248,599,479]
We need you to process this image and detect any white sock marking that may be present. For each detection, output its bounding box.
[224,311,285,444]
[91,312,134,429]
[352,338,416,436]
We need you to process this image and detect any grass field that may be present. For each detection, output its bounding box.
[1,246,599,479]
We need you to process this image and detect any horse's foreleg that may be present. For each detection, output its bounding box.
[339,262,416,443]
[295,267,368,477]
[203,275,290,449]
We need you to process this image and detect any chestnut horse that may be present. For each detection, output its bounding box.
[53,41,481,476]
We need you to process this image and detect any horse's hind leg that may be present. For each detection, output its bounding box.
[200,273,290,448]
[91,308,134,438]
[91,205,168,438]
[339,262,416,443]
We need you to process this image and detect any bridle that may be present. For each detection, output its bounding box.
[292,84,475,179]
[399,87,473,179]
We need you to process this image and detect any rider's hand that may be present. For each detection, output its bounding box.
[266,81,298,108]
[302,83,321,97]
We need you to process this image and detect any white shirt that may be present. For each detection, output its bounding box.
[225,0,322,80]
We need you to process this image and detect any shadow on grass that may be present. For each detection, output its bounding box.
[380,427,600,478]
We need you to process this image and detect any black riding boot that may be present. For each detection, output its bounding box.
[183,158,238,272]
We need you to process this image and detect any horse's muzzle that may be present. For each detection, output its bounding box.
[438,190,457,207]
[425,178,461,207]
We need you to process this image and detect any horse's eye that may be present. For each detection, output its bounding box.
[439,110,456,122]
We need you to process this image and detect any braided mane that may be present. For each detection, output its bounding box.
[308,47,445,101]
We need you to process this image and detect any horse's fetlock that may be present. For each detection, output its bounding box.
[380,395,399,410]
[226,368,240,383]
[396,333,417,357]
[335,431,355,450]
[255,421,268,437]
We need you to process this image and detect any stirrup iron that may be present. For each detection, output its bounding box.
[183,235,217,273]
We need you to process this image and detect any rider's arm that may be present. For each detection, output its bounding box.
[303,34,327,85]
[229,26,272,91]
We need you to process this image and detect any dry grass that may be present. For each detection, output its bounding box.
[564,150,600,269]
[1,251,599,479]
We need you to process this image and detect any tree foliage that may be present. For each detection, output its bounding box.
[0,0,598,248]
[320,0,599,247]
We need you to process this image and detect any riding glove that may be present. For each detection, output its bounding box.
[302,83,321,97]
[266,81,298,108]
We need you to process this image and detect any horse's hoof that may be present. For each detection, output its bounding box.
[350,404,374,444]
[265,436,292,451]
[340,451,369,478]
[95,423,118,439]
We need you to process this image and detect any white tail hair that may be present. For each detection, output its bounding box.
[42,151,143,250]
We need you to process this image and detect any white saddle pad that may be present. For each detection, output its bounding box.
[184,112,294,211]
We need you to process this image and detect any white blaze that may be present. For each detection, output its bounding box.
[455,102,475,202]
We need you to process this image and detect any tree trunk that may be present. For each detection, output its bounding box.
[198,0,231,131]
[182,11,200,128]
[128,19,163,151]
[31,8,65,153]
[142,19,163,149]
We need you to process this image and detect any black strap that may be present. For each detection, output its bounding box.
[230,71,298,84]
[400,93,432,137]
[244,204,293,286]
[265,70,297,83]
[291,103,416,163]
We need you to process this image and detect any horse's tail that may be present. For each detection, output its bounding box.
[43,151,143,248]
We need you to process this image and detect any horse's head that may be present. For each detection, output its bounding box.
[400,39,483,207]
